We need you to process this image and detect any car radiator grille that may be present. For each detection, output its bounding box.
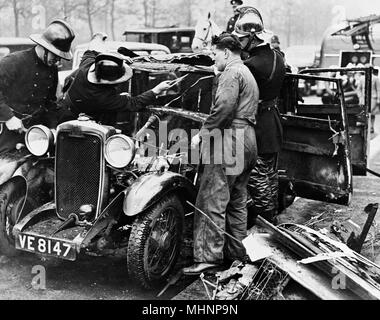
[56,132,102,219]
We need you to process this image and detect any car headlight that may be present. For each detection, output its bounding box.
[105,134,136,169]
[25,125,54,156]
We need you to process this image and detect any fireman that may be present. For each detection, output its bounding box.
[0,20,75,155]
[233,6,286,223]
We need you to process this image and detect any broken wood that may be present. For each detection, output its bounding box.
[347,203,379,253]
[257,216,380,300]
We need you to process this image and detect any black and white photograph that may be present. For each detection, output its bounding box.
[0,0,380,311]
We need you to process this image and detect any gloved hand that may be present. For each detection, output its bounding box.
[152,81,173,95]
[5,116,25,133]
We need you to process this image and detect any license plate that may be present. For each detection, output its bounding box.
[16,234,76,261]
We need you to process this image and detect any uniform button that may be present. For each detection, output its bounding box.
[36,72,39,76]
[34,84,37,87]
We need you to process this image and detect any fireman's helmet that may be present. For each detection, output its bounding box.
[30,19,75,60]
[232,6,268,41]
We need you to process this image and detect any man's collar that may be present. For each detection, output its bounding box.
[225,57,242,69]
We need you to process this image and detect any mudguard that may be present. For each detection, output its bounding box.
[0,154,54,224]
[123,171,196,217]
[0,153,30,186]
[0,176,27,223]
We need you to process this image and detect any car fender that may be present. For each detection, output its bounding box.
[123,171,196,217]
[0,175,28,224]
[0,153,30,186]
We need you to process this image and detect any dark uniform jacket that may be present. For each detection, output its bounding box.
[0,48,58,154]
[243,44,286,155]
[226,14,239,33]
[63,50,157,125]
[0,47,58,126]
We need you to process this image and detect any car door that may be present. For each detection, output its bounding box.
[130,58,355,207]
[279,72,355,206]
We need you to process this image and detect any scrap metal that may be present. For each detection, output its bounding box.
[257,216,380,300]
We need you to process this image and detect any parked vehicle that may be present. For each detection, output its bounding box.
[123,28,195,53]
[319,15,380,69]
[1,53,369,289]
[0,37,35,60]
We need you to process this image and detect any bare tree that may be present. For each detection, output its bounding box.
[109,0,116,39]
[80,0,108,36]
[12,0,22,36]
[61,0,82,21]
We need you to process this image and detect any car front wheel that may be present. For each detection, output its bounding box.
[0,185,25,256]
[127,194,184,289]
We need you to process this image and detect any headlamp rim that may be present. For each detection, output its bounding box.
[25,125,54,157]
[105,134,136,169]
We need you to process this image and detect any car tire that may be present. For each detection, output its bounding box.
[0,186,25,257]
[127,194,184,289]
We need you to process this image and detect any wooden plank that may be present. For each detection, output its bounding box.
[172,234,359,301]
[254,234,360,300]
[172,279,210,300]
[257,217,380,300]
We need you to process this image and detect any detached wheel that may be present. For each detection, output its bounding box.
[127,195,184,289]
[0,186,25,256]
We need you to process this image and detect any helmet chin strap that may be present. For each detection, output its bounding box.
[243,34,255,51]
[43,48,50,65]
[243,34,263,52]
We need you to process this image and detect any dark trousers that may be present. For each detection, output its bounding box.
[248,153,279,222]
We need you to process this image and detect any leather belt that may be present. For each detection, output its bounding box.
[231,118,256,127]
[258,98,278,113]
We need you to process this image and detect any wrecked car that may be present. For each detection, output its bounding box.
[0,52,371,289]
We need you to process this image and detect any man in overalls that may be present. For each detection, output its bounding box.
[233,6,286,223]
[183,33,258,275]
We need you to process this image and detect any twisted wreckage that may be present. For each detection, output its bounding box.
[0,52,378,298]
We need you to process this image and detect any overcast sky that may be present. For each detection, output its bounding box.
[336,0,380,16]
[249,0,380,17]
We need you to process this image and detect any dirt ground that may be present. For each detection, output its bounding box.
[0,117,379,301]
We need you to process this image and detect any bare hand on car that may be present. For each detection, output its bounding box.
[5,116,25,133]
[152,81,173,95]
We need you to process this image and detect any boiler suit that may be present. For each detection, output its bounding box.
[193,59,259,264]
